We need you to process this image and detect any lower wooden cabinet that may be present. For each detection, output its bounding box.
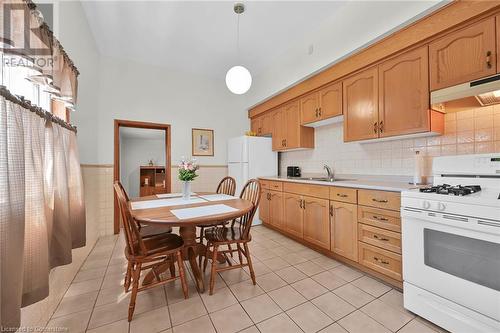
[303,197,330,249]
[358,242,402,281]
[259,190,270,223]
[269,191,284,229]
[330,201,358,261]
[284,193,304,238]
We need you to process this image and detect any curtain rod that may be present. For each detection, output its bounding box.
[23,0,80,76]
[0,86,77,133]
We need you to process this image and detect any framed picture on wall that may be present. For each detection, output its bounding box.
[192,128,214,156]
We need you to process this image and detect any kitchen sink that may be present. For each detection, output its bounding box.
[294,177,354,182]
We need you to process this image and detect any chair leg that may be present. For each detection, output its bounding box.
[203,242,211,272]
[169,254,176,278]
[237,244,243,265]
[124,262,132,292]
[177,251,189,299]
[128,263,141,321]
[243,243,256,285]
[228,243,234,257]
[209,245,219,295]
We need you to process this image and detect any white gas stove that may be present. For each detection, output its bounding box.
[401,153,500,333]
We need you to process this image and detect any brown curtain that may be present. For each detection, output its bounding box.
[0,94,86,329]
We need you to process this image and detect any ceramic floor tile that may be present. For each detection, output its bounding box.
[311,256,342,270]
[351,276,392,297]
[312,270,348,290]
[330,265,364,282]
[295,249,323,260]
[46,309,92,333]
[172,315,216,333]
[291,277,328,300]
[286,302,333,333]
[257,313,302,333]
[319,323,349,333]
[165,277,198,305]
[200,286,238,313]
[268,285,308,311]
[256,272,287,292]
[378,289,415,316]
[282,253,309,265]
[334,284,375,308]
[261,257,291,271]
[294,261,325,276]
[361,299,413,332]
[81,258,110,271]
[338,310,391,333]
[241,294,282,323]
[65,278,102,298]
[86,319,129,333]
[238,325,260,333]
[73,267,107,283]
[53,291,99,318]
[275,266,307,284]
[229,280,265,301]
[209,303,253,333]
[398,319,441,333]
[96,285,128,307]
[243,261,271,276]
[88,301,130,329]
[312,292,356,321]
[100,272,125,290]
[168,296,207,326]
[130,306,171,333]
[218,268,250,285]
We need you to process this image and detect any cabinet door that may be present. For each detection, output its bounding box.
[261,112,273,136]
[330,201,358,261]
[303,197,330,249]
[272,108,285,150]
[379,46,430,137]
[284,193,303,238]
[251,118,261,135]
[300,91,320,124]
[343,67,379,142]
[259,190,270,224]
[284,101,301,149]
[319,82,342,119]
[270,191,284,230]
[429,17,496,90]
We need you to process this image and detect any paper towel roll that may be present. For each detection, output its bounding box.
[413,150,424,185]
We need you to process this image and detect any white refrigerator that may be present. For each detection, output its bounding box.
[227,136,277,224]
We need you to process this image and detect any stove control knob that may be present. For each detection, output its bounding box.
[423,201,431,209]
[438,202,446,211]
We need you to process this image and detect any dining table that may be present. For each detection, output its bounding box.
[129,192,253,293]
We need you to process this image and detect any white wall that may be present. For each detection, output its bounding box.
[120,134,166,197]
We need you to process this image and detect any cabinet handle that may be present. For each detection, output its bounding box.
[372,198,388,203]
[379,121,384,133]
[267,193,271,200]
[329,205,334,216]
[318,107,322,116]
[284,139,287,147]
[336,193,348,198]
[373,256,390,265]
[302,200,306,210]
[299,199,303,209]
[315,108,318,117]
[372,215,388,221]
[373,122,378,134]
[373,234,390,241]
[486,51,492,69]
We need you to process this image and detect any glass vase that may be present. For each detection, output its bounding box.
[182,181,191,200]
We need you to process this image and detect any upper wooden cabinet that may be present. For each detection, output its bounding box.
[272,101,314,151]
[429,17,497,90]
[300,82,342,125]
[379,46,430,137]
[343,67,379,142]
[251,111,273,136]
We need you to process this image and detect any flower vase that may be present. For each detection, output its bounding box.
[182,181,191,200]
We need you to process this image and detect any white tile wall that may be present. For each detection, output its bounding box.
[280,106,500,178]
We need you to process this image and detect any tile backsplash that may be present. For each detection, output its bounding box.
[280,106,500,178]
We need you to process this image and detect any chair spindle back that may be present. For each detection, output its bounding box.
[216,176,236,196]
[236,179,261,239]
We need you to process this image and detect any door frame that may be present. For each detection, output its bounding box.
[113,119,171,234]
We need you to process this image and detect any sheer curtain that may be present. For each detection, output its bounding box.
[0,94,86,329]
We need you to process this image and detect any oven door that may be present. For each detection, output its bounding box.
[402,208,500,322]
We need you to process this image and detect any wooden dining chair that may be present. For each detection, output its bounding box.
[203,179,261,295]
[114,181,188,321]
[116,181,173,238]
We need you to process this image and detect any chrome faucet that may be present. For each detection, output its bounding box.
[324,164,334,182]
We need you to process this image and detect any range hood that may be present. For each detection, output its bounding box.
[431,74,500,112]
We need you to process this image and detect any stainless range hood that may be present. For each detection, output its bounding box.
[431,74,500,112]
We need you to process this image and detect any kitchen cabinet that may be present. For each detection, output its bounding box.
[358,242,402,281]
[303,197,330,249]
[429,17,496,90]
[269,191,284,229]
[301,82,342,125]
[259,189,270,223]
[330,201,358,261]
[251,118,260,135]
[272,101,314,151]
[378,46,430,137]
[343,67,379,142]
[251,111,273,136]
[284,192,303,238]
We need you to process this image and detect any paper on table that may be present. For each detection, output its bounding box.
[156,192,197,198]
[198,194,239,202]
[171,204,238,220]
[131,197,206,210]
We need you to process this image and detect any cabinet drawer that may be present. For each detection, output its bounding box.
[358,242,402,281]
[358,189,400,211]
[358,205,401,232]
[283,182,329,199]
[260,180,282,191]
[330,187,357,204]
[358,224,401,254]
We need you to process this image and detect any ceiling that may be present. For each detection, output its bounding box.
[120,127,165,140]
[81,1,443,79]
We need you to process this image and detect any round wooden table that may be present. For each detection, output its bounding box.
[129,194,253,293]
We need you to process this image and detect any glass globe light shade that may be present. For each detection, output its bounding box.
[225,65,252,94]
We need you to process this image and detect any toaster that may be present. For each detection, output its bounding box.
[287,166,301,178]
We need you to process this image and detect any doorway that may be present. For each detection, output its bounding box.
[114,119,171,234]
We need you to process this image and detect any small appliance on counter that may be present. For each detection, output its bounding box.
[287,166,301,178]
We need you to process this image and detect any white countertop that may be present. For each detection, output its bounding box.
[259,176,421,192]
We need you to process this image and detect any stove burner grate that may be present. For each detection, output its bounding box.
[419,184,482,196]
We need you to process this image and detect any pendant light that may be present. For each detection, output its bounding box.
[226,3,252,95]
